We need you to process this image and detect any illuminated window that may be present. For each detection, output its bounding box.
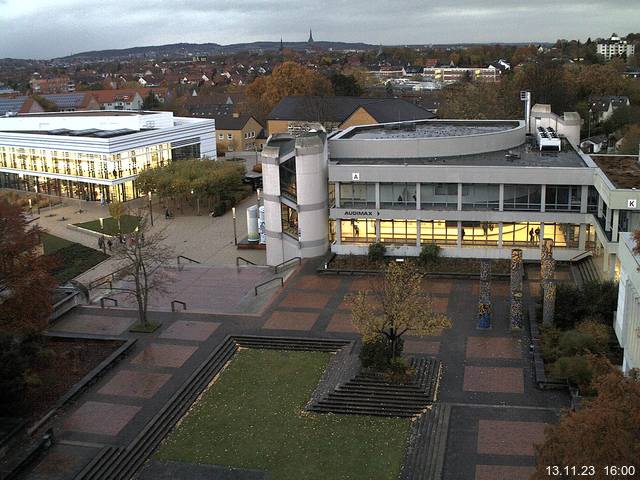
[340,219,376,243]
[379,219,417,244]
[420,220,457,245]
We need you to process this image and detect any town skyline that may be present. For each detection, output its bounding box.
[1,0,638,59]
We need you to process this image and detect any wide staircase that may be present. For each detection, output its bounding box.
[570,252,600,286]
[308,357,441,418]
[400,403,452,480]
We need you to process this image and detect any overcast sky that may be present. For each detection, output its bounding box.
[1,0,638,59]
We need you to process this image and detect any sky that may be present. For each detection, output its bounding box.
[0,0,638,59]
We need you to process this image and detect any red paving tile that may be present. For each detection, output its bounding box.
[263,311,319,331]
[339,293,382,311]
[475,465,536,480]
[160,320,220,341]
[98,370,171,398]
[294,275,342,291]
[492,282,510,297]
[466,337,522,359]
[477,420,547,456]
[431,296,448,314]
[326,313,357,333]
[463,366,524,394]
[130,343,198,368]
[278,291,331,309]
[49,314,134,336]
[527,282,541,298]
[63,401,141,436]
[347,277,380,292]
[404,339,440,355]
[422,280,453,294]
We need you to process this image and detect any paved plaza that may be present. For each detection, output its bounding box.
[26,261,567,480]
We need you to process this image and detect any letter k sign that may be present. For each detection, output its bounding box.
[628,199,637,209]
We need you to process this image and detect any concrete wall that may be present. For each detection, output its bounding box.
[615,232,640,373]
[529,104,581,147]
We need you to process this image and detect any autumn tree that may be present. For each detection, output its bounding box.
[246,61,333,123]
[0,200,57,335]
[0,200,57,414]
[532,362,640,479]
[109,200,126,233]
[350,262,452,360]
[111,214,174,329]
[618,124,640,155]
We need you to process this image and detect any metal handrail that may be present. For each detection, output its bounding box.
[100,297,118,308]
[569,251,593,263]
[88,265,127,290]
[254,277,284,295]
[236,256,257,267]
[177,255,201,265]
[171,300,187,312]
[273,256,301,274]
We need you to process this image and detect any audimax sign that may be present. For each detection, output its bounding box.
[343,210,381,218]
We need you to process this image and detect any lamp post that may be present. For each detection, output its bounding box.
[191,189,200,216]
[148,191,154,226]
[232,207,237,245]
[588,108,592,140]
[34,182,41,214]
[28,198,33,215]
[99,217,104,232]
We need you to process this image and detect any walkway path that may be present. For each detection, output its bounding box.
[24,261,568,480]
[33,193,266,288]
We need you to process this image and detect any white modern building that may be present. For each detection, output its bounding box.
[597,34,636,61]
[0,110,216,202]
[260,101,640,286]
[615,232,640,373]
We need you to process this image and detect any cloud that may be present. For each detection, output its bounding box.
[0,0,638,58]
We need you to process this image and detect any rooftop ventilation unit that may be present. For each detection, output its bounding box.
[536,126,561,151]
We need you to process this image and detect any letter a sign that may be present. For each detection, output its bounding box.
[352,172,360,181]
[628,199,637,209]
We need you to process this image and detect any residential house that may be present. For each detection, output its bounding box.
[0,96,44,116]
[30,76,75,94]
[267,96,435,136]
[579,135,608,154]
[213,110,263,153]
[91,89,144,110]
[588,95,631,123]
[39,93,100,111]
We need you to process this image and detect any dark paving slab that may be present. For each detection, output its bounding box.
[98,370,171,399]
[25,444,99,480]
[138,459,269,479]
[160,320,220,341]
[63,401,141,436]
[404,339,440,356]
[293,275,342,291]
[130,343,198,368]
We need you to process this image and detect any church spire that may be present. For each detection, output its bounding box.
[308,29,314,44]
[279,37,284,52]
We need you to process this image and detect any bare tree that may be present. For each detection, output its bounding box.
[350,262,452,359]
[112,213,174,328]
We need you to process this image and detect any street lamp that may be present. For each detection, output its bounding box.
[191,189,200,216]
[99,217,104,232]
[588,108,592,140]
[28,198,33,215]
[232,207,237,245]
[148,191,154,226]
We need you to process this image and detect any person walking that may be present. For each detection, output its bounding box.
[529,228,535,244]
[534,227,540,243]
[98,235,106,254]
[107,238,113,253]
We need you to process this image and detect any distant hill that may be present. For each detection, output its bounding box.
[55,41,379,61]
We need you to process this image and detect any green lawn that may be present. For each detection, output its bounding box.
[155,349,411,480]
[73,215,140,235]
[42,233,109,283]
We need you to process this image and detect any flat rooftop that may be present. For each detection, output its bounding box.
[340,120,520,140]
[0,128,146,138]
[592,155,640,189]
[332,141,588,168]
[13,110,154,117]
